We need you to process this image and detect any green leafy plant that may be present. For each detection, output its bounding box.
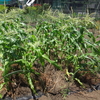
[0,16,62,95]
[35,13,100,85]
[25,6,37,14]
[0,20,38,93]
[0,5,7,13]
[0,8,99,98]
[42,3,50,10]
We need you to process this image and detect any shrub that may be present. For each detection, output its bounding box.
[25,3,50,15]
[25,6,37,14]
[42,3,50,10]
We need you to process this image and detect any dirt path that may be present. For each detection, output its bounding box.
[39,90,100,100]
[67,91,100,100]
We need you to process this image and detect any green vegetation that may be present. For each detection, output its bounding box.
[0,5,7,13]
[0,6,100,96]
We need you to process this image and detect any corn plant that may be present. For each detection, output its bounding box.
[35,17,100,84]
[0,8,99,95]
[0,15,62,96]
[23,8,100,84]
[0,20,35,93]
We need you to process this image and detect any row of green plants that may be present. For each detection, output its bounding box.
[0,8,100,98]
[0,16,61,95]
[35,13,100,82]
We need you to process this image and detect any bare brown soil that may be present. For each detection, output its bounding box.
[0,64,100,100]
[38,90,100,100]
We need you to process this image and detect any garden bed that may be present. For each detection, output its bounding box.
[0,8,100,100]
[0,65,100,100]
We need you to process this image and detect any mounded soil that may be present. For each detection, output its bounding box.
[0,63,100,100]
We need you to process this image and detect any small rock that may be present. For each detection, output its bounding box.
[87,88,93,92]
[95,83,100,90]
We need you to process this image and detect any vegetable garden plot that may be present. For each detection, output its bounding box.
[0,9,100,100]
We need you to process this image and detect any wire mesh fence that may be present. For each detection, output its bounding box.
[51,0,100,17]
